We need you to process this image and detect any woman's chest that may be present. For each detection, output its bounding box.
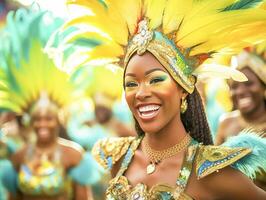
[125,151,184,188]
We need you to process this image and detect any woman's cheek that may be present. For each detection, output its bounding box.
[151,79,171,91]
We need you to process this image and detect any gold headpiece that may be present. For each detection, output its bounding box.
[30,92,59,115]
[125,18,196,93]
[232,48,266,85]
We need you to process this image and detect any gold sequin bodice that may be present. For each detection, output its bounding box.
[92,136,251,200]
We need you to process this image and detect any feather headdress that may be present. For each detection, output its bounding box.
[0,9,77,114]
[231,41,266,85]
[70,64,124,107]
[49,0,266,93]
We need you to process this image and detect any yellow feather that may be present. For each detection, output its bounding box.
[0,41,77,113]
[85,43,124,61]
[184,0,235,19]
[178,9,266,50]
[102,1,129,45]
[63,30,110,46]
[163,0,193,34]
[65,42,124,68]
[143,0,167,29]
[190,21,266,56]
[64,14,128,45]
[106,0,142,35]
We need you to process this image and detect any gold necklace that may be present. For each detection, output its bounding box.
[239,115,266,134]
[142,134,191,175]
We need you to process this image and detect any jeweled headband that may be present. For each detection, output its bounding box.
[234,50,266,85]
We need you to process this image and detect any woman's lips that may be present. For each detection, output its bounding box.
[37,128,50,138]
[237,97,253,109]
[137,104,161,120]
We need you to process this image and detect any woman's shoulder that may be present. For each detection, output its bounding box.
[10,145,28,169]
[191,142,266,199]
[58,138,84,166]
[219,110,240,126]
[92,136,139,170]
[195,144,251,179]
[59,138,83,153]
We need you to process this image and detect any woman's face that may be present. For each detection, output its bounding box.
[31,108,59,143]
[229,67,266,115]
[124,52,184,134]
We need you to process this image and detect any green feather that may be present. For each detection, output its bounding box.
[222,0,263,11]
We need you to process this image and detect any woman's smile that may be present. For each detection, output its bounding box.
[137,104,161,121]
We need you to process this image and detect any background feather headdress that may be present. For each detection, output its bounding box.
[0,9,78,114]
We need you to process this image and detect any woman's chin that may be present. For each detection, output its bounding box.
[139,124,162,134]
[37,137,52,144]
[36,133,53,143]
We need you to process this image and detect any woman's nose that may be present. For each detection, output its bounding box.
[36,119,47,127]
[234,83,246,96]
[135,83,151,100]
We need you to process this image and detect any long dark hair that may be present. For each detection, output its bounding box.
[134,88,213,145]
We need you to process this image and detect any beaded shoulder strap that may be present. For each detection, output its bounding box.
[92,136,136,170]
[195,144,251,179]
[175,140,198,193]
[115,136,143,178]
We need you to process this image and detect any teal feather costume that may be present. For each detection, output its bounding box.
[222,130,266,179]
[0,8,102,199]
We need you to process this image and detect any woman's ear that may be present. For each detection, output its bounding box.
[182,89,189,99]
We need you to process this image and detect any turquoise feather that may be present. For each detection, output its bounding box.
[222,0,263,11]
[69,152,103,185]
[222,130,266,179]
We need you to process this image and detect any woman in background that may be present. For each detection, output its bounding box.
[216,47,266,190]
[216,48,266,144]
[7,94,94,200]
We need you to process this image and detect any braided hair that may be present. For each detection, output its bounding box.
[181,88,213,145]
[134,88,213,145]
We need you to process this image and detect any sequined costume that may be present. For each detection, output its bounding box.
[2,139,100,199]
[92,135,256,200]
[17,143,69,196]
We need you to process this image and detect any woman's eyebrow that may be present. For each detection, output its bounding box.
[125,73,136,77]
[125,68,166,77]
[145,68,165,76]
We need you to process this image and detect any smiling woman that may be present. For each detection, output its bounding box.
[7,94,95,200]
[216,49,266,144]
[54,0,266,199]
[216,48,266,190]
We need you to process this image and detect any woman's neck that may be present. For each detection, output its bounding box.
[36,137,58,150]
[144,114,187,150]
[241,103,266,124]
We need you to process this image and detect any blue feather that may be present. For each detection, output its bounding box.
[222,130,266,179]
[222,0,262,11]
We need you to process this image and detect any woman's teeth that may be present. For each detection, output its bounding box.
[237,97,252,108]
[138,105,160,112]
[138,105,160,118]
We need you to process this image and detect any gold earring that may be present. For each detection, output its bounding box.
[180,96,188,113]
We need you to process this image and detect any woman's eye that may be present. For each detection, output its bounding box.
[150,77,165,84]
[125,81,138,87]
